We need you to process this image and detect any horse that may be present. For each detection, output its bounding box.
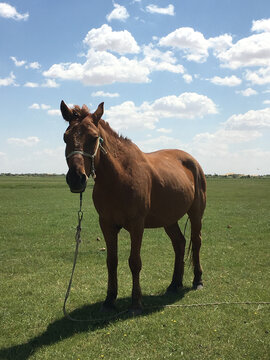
[60,100,206,314]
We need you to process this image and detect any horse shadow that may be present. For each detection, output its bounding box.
[0,288,191,360]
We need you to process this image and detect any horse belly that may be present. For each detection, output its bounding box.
[144,181,194,228]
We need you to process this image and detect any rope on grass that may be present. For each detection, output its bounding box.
[146,301,270,310]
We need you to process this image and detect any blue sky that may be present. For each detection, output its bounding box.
[0,0,270,174]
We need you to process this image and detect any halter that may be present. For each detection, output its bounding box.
[66,136,107,179]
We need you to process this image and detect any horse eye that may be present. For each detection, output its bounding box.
[89,136,98,143]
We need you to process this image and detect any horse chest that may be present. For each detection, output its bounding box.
[92,183,149,225]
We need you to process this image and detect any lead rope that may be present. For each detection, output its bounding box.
[63,192,84,321]
[63,192,128,322]
[90,137,107,179]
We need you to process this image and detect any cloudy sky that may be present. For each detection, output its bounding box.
[1,0,270,174]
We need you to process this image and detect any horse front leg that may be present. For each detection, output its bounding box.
[128,222,144,314]
[99,217,119,311]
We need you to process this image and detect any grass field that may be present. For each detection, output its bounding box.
[0,175,269,360]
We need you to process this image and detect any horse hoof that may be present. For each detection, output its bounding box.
[193,282,203,290]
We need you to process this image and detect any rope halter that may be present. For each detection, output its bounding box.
[66,136,107,179]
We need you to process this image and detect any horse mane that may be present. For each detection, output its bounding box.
[99,119,132,145]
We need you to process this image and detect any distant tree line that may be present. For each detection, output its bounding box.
[1,173,269,178]
[0,173,65,177]
[205,174,270,179]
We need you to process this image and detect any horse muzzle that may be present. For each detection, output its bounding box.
[66,170,88,193]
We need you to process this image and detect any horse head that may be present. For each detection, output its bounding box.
[60,100,104,193]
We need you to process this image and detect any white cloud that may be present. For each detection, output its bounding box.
[105,101,158,130]
[159,27,232,63]
[159,27,209,63]
[43,45,185,85]
[137,135,182,153]
[263,100,270,105]
[24,82,39,88]
[136,107,269,173]
[83,24,139,54]
[29,103,51,110]
[252,18,270,33]
[146,4,175,16]
[183,74,193,83]
[245,66,270,85]
[7,136,40,147]
[194,146,270,175]
[27,62,41,70]
[47,109,61,116]
[41,79,60,88]
[224,107,270,130]
[150,93,218,119]
[41,104,51,110]
[10,56,26,67]
[135,131,269,175]
[105,93,217,130]
[142,43,184,73]
[208,34,233,55]
[193,129,261,147]
[106,3,129,22]
[0,146,67,174]
[0,2,29,21]
[159,19,270,70]
[209,75,242,87]
[217,32,270,69]
[44,27,187,86]
[43,49,151,85]
[184,105,270,174]
[189,126,263,173]
[213,19,270,69]
[24,79,59,88]
[0,72,16,86]
[92,90,120,98]
[237,88,258,97]
[11,56,41,70]
[43,62,83,80]
[29,103,40,109]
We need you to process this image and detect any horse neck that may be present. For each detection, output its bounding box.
[95,123,138,183]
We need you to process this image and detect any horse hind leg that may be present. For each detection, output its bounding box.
[188,212,203,290]
[164,223,186,293]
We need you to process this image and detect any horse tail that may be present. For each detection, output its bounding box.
[183,156,207,266]
[183,216,192,265]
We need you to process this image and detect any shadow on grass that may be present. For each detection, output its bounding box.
[0,288,191,360]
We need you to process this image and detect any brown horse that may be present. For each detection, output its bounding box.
[61,100,206,314]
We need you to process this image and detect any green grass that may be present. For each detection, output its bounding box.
[0,176,269,359]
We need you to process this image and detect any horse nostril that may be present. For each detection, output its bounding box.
[66,169,87,192]
[66,171,71,186]
[81,173,87,186]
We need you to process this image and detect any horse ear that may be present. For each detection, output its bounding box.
[82,104,89,113]
[92,102,104,126]
[60,100,73,122]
